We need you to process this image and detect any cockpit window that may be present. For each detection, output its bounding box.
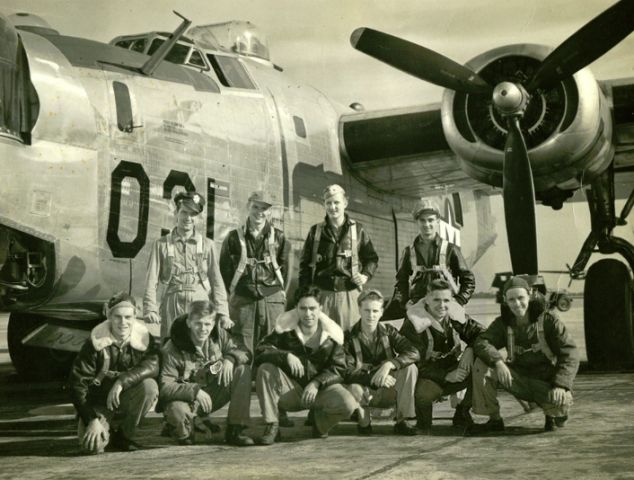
[148,38,190,64]
[115,39,133,50]
[187,49,207,69]
[147,38,208,70]
[131,38,146,53]
[189,21,271,62]
[206,54,255,90]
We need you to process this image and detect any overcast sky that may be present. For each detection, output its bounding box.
[4,0,634,110]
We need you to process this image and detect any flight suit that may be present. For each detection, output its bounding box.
[394,233,475,309]
[220,220,288,354]
[255,314,359,434]
[159,315,252,441]
[472,299,580,418]
[299,214,378,331]
[400,304,484,428]
[344,322,420,423]
[144,229,229,339]
[69,320,159,454]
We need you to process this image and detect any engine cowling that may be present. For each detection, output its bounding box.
[441,44,614,209]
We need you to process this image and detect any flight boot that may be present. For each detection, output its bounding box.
[544,415,568,432]
[259,423,281,445]
[225,424,255,446]
[464,417,505,436]
[452,403,474,428]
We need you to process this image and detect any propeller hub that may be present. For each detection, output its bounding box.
[492,82,528,116]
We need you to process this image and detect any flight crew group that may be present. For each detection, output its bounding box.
[68,185,580,454]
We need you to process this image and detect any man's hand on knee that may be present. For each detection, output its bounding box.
[287,353,305,378]
[549,387,569,407]
[106,380,123,410]
[83,418,107,453]
[196,389,213,414]
[218,358,234,387]
[301,381,319,407]
[494,361,512,389]
[371,362,395,388]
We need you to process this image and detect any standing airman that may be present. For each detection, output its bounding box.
[393,199,475,313]
[299,184,378,331]
[144,191,231,339]
[219,191,288,354]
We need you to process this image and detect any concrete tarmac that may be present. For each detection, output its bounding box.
[1,301,633,480]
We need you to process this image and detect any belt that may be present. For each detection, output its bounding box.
[332,276,352,292]
[166,284,199,294]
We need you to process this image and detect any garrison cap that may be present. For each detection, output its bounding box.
[503,276,530,295]
[412,199,440,220]
[248,190,273,207]
[174,191,204,215]
[322,184,346,201]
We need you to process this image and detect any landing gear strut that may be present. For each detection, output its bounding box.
[570,166,634,369]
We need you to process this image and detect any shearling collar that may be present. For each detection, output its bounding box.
[275,310,344,345]
[91,320,150,352]
[169,314,220,353]
[406,298,466,334]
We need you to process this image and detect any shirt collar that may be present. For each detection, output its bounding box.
[295,324,323,346]
[172,228,199,244]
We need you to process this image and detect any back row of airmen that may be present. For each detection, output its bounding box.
[68,185,579,453]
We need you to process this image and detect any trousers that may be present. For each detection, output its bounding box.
[346,364,418,421]
[230,291,286,354]
[320,289,360,331]
[163,364,252,440]
[256,363,359,433]
[77,378,158,454]
[471,358,572,417]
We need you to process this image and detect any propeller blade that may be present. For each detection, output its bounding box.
[528,0,634,92]
[350,27,491,95]
[503,117,538,275]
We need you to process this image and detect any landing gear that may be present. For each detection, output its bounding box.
[555,294,572,312]
[7,313,76,380]
[584,259,634,369]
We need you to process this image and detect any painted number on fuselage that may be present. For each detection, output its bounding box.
[107,160,150,258]
[107,161,214,257]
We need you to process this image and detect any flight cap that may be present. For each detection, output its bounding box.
[357,288,385,306]
[323,184,346,201]
[412,199,440,220]
[248,190,273,207]
[174,191,205,215]
[503,276,530,295]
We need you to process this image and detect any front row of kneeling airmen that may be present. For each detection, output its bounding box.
[69,185,579,453]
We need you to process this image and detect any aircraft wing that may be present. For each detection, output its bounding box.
[339,105,494,198]
[341,78,634,200]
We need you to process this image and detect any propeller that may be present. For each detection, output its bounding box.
[350,27,491,95]
[527,0,634,92]
[350,1,634,276]
[503,115,538,274]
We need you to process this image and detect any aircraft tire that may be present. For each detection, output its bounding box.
[556,294,572,312]
[7,313,76,380]
[584,259,634,369]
